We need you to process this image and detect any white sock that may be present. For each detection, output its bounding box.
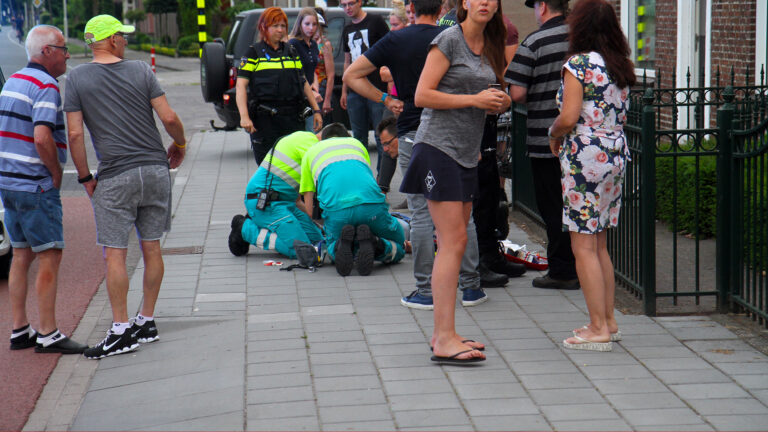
[11,324,36,340]
[135,314,154,326]
[36,329,64,347]
[111,322,131,335]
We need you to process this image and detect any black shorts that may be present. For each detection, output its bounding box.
[400,143,477,202]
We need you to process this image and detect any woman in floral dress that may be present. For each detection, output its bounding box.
[547,0,636,352]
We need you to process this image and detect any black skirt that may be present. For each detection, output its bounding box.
[400,143,478,202]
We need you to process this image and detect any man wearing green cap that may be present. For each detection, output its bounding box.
[64,14,187,359]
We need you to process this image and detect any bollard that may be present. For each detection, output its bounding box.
[150,47,156,74]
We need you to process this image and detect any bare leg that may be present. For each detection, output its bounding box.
[9,248,34,330]
[104,247,130,323]
[596,231,618,333]
[35,249,62,334]
[565,231,610,343]
[139,240,163,317]
[428,200,484,361]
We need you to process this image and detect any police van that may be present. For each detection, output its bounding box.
[201,7,391,130]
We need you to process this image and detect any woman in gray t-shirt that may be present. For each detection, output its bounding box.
[401,0,510,365]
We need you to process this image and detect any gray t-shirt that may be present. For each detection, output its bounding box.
[414,25,496,168]
[64,60,168,180]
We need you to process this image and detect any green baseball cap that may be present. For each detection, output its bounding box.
[84,15,135,44]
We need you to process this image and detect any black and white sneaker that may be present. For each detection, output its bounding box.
[10,325,37,350]
[83,328,139,359]
[35,330,88,354]
[133,320,159,343]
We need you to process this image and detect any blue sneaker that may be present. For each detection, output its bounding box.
[400,290,434,310]
[462,288,488,307]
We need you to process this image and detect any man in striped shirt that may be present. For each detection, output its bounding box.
[506,0,579,290]
[0,25,88,354]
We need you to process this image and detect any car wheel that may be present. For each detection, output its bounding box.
[0,249,12,280]
[201,42,227,103]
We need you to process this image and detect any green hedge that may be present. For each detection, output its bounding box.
[655,155,717,237]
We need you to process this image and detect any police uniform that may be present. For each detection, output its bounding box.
[238,41,307,164]
[241,131,324,258]
[299,137,405,265]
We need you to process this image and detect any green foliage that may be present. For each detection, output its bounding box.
[177,33,212,51]
[177,0,222,37]
[655,156,717,237]
[219,24,231,40]
[125,9,147,24]
[134,31,152,44]
[225,0,261,20]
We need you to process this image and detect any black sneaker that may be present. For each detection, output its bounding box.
[83,328,139,359]
[479,262,508,287]
[35,330,88,354]
[355,224,374,276]
[532,275,580,290]
[133,320,159,343]
[228,215,250,256]
[334,224,355,276]
[483,252,527,277]
[10,326,37,350]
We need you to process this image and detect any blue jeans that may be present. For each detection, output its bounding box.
[0,187,64,252]
[398,132,481,296]
[346,90,384,174]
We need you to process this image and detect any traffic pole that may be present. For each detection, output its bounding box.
[151,46,156,73]
[197,0,206,57]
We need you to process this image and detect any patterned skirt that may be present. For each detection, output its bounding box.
[559,134,629,234]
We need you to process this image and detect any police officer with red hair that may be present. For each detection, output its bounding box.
[236,7,323,164]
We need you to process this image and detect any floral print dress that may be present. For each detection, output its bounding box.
[556,52,630,234]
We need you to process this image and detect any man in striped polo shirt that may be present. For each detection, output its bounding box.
[506,0,579,290]
[300,123,405,277]
[0,25,88,354]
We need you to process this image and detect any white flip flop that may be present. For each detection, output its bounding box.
[563,335,613,352]
[573,325,622,342]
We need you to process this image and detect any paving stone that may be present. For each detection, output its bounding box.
[654,368,732,385]
[246,360,309,376]
[246,372,311,389]
[633,424,714,431]
[621,407,706,426]
[492,338,556,350]
[538,403,619,422]
[577,364,653,380]
[247,337,306,352]
[309,351,372,365]
[625,346,697,358]
[705,414,768,431]
[318,404,392,423]
[322,420,397,431]
[311,362,377,378]
[130,411,244,431]
[667,325,739,340]
[387,393,462,411]
[313,375,381,392]
[249,348,306,363]
[700,349,768,363]
[246,400,316,419]
[379,366,446,382]
[732,373,768,390]
[528,388,606,406]
[640,356,712,371]
[716,361,768,375]
[247,328,305,342]
[307,340,369,354]
[605,392,686,410]
[445,368,518,385]
[246,416,319,431]
[510,360,579,375]
[549,419,633,431]
[686,398,768,415]
[499,348,567,362]
[374,353,431,368]
[592,378,668,394]
[315,388,387,407]
[471,414,551,431]
[392,408,471,428]
[454,382,527,400]
[518,372,592,390]
[305,330,364,343]
[383,378,453,395]
[565,352,639,366]
[670,382,752,399]
[463,398,540,416]
[247,386,314,404]
[365,332,427,345]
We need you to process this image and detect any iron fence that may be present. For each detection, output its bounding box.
[504,66,768,323]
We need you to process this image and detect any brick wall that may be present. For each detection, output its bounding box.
[710,0,757,87]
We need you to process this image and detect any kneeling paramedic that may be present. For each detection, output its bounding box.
[229,131,324,258]
[299,123,405,277]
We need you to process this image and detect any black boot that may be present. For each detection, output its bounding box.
[482,251,527,277]
[479,262,508,287]
[228,215,250,256]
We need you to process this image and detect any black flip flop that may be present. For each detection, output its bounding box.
[431,349,485,365]
[430,339,485,352]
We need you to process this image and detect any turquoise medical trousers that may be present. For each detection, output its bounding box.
[323,202,405,264]
[242,199,324,259]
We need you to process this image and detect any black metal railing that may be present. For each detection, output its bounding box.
[504,66,768,323]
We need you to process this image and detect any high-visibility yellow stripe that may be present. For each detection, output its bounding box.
[198,31,207,41]
[198,15,206,25]
[253,60,302,71]
[197,0,205,7]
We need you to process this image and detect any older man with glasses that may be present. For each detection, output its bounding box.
[0,25,89,354]
[339,0,390,185]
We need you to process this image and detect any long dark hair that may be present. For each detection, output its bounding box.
[566,0,636,88]
[456,0,507,85]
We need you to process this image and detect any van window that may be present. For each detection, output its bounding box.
[327,17,345,59]
[226,19,242,55]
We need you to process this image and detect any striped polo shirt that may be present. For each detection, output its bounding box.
[505,15,568,158]
[0,63,67,192]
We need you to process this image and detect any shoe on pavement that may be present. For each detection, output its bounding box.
[479,262,508,288]
[400,290,434,310]
[356,224,374,276]
[462,288,488,307]
[84,328,139,359]
[532,274,580,290]
[35,330,88,354]
[334,224,355,276]
[228,215,250,256]
[133,320,159,343]
[482,252,526,277]
[10,325,37,350]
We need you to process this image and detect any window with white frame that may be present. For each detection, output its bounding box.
[626,0,656,70]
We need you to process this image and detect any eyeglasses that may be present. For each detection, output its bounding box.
[382,135,397,148]
[46,45,69,53]
[340,0,358,8]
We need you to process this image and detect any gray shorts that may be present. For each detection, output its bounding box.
[92,165,172,248]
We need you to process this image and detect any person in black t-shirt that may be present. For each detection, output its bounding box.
[339,0,389,176]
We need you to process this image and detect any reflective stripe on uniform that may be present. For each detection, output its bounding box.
[260,149,301,189]
[312,153,369,183]
[309,144,366,180]
[385,239,398,262]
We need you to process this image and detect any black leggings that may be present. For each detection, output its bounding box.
[249,113,303,164]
